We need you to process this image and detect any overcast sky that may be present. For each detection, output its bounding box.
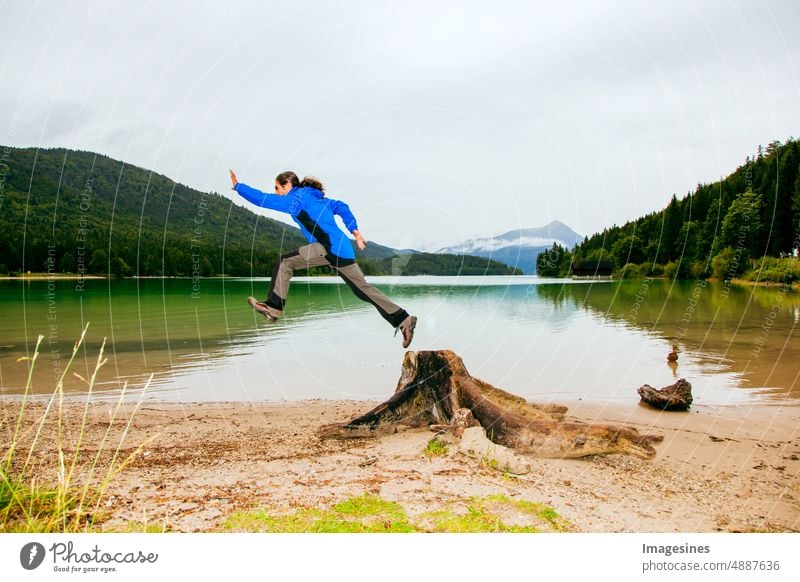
[1,0,798,250]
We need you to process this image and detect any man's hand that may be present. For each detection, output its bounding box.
[229,169,238,189]
[353,230,367,251]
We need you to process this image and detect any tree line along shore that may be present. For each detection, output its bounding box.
[537,138,800,285]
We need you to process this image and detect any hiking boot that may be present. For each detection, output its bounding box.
[247,296,281,322]
[394,315,417,348]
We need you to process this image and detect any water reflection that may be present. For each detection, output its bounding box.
[534,280,800,399]
[0,277,797,404]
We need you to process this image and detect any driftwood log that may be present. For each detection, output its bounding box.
[638,378,693,411]
[319,350,662,459]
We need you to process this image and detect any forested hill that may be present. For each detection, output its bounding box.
[537,138,800,280]
[0,147,307,277]
[0,147,519,277]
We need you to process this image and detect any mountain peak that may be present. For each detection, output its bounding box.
[437,221,583,274]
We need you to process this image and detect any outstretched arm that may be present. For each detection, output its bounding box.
[229,169,294,213]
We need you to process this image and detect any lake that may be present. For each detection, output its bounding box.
[0,276,797,405]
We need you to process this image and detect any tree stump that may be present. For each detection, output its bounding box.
[319,350,663,459]
[638,379,693,411]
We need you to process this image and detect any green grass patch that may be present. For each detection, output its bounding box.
[223,493,571,533]
[223,494,416,533]
[424,437,449,457]
[101,521,172,533]
[0,476,83,532]
[420,505,533,532]
[419,494,570,533]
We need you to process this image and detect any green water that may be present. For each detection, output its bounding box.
[0,276,797,405]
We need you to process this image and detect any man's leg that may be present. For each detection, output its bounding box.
[334,263,410,328]
[251,243,329,320]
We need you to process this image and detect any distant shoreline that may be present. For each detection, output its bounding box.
[2,274,797,290]
[728,277,800,290]
[0,273,105,280]
[612,275,799,290]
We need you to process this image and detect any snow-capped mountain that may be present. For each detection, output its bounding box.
[437,221,583,275]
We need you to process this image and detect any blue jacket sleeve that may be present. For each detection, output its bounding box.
[329,198,359,232]
[234,182,295,213]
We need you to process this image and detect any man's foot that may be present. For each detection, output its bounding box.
[395,315,417,348]
[247,296,281,322]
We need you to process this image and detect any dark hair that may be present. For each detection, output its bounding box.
[275,171,300,188]
[300,175,324,191]
[275,171,325,192]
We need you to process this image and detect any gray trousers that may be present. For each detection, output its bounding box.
[265,243,409,328]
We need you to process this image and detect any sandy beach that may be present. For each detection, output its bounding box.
[2,396,798,533]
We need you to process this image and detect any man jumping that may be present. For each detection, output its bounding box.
[230,169,417,348]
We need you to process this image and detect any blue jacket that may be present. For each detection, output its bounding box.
[234,182,359,263]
